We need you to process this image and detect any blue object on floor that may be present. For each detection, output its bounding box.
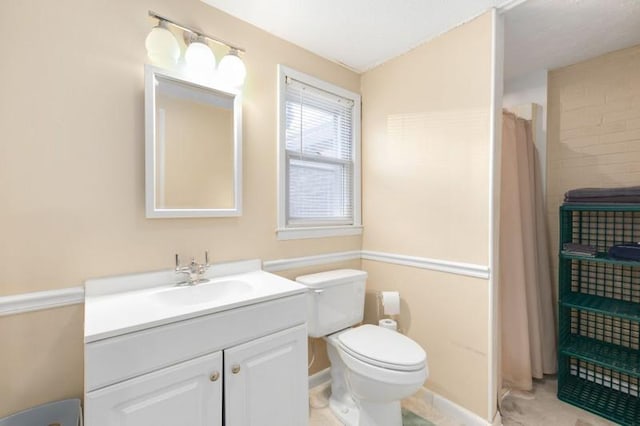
[0,399,82,426]
[402,408,435,426]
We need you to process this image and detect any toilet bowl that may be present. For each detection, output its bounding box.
[296,270,428,426]
[326,325,427,426]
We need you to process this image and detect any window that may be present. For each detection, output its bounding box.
[277,65,362,240]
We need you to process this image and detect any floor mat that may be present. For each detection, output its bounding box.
[402,408,435,426]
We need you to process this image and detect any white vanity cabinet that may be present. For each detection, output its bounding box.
[225,324,308,425]
[84,289,308,426]
[85,351,223,426]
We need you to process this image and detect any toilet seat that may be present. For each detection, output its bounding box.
[338,343,428,387]
[337,324,426,372]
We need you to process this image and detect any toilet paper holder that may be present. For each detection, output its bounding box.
[377,291,400,314]
[376,292,384,318]
[376,291,400,319]
[376,291,400,331]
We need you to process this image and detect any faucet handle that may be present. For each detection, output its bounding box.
[174,252,210,282]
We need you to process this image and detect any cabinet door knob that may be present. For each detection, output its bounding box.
[210,371,220,382]
[231,364,241,374]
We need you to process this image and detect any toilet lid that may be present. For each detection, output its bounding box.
[338,324,426,371]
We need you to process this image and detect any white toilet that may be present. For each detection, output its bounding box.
[296,269,428,426]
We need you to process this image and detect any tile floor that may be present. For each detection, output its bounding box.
[501,377,617,426]
[308,383,457,426]
[309,377,618,425]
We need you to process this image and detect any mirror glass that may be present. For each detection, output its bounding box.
[145,66,242,218]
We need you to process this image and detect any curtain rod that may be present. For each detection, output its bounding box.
[148,10,246,54]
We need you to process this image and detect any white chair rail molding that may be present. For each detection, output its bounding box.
[0,250,489,317]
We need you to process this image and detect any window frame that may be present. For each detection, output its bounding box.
[276,65,362,240]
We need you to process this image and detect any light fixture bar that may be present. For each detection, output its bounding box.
[148,10,246,54]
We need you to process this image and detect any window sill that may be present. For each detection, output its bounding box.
[276,225,363,240]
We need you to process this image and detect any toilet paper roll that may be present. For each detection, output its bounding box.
[379,319,398,331]
[380,291,400,315]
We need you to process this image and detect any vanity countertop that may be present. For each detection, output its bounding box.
[84,260,306,343]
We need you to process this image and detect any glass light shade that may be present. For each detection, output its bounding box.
[185,41,216,72]
[218,51,247,87]
[145,24,180,68]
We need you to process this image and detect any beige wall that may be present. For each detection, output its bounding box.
[1,306,84,419]
[1,1,500,419]
[547,44,640,286]
[360,12,494,419]
[0,0,361,417]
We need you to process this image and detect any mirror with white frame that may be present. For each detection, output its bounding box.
[144,65,242,218]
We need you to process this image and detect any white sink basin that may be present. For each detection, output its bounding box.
[84,259,307,342]
[152,280,254,306]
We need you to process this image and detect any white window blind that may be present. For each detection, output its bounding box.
[284,76,356,226]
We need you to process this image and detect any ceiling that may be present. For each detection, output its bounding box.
[503,0,640,80]
[202,0,514,72]
[202,0,640,78]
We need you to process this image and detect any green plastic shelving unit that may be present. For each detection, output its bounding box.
[558,204,640,425]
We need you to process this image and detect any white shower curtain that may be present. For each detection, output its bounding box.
[500,111,557,391]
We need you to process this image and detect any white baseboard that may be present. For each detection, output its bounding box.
[308,367,331,389]
[419,387,499,426]
[308,374,499,425]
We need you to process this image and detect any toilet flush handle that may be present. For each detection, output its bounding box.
[313,289,324,295]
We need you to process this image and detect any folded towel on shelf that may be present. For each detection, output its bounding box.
[608,243,640,261]
[562,242,597,257]
[565,186,640,204]
[565,196,640,204]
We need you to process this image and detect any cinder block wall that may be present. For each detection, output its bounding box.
[547,44,640,291]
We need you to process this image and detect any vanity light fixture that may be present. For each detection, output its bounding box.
[146,11,247,87]
[185,35,216,72]
[145,20,180,68]
[218,48,247,88]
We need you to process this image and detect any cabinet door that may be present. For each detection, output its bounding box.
[225,324,308,426]
[85,351,222,426]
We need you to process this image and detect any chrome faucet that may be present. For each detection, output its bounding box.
[175,251,211,286]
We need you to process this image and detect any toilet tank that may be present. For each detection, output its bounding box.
[296,269,367,338]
